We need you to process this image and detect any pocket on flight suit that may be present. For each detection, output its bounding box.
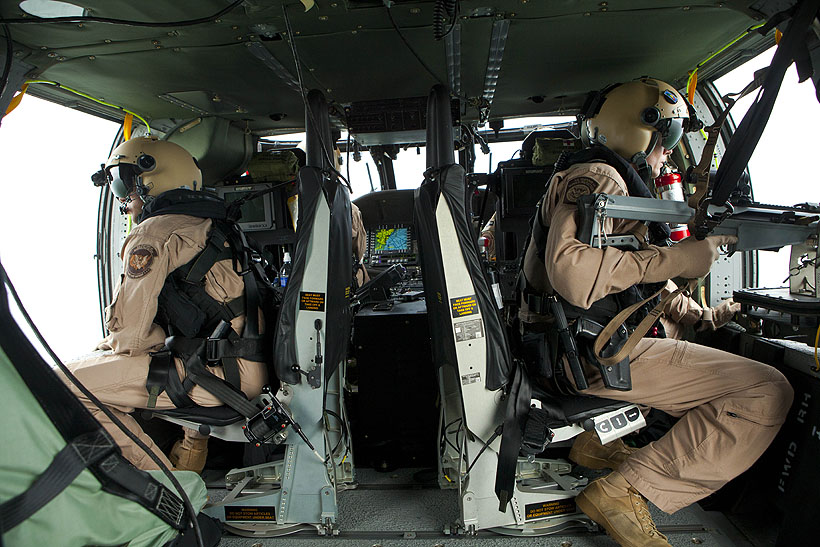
[104,277,124,332]
[712,401,786,475]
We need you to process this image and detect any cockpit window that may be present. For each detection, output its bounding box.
[19,0,86,18]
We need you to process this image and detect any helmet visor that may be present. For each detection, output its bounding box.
[107,164,138,198]
[657,118,685,150]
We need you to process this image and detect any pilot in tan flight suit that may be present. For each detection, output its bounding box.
[63,137,267,472]
[352,202,370,287]
[520,79,793,546]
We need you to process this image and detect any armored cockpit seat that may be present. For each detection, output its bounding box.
[146,90,354,537]
[415,85,641,535]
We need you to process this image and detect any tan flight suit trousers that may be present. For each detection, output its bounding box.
[63,214,267,471]
[521,160,794,513]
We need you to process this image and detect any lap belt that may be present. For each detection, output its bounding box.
[145,323,264,410]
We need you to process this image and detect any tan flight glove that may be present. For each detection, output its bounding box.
[697,298,742,331]
[642,234,738,283]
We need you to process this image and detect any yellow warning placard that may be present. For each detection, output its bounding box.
[225,505,276,521]
[450,295,478,318]
[524,499,576,520]
[299,291,326,311]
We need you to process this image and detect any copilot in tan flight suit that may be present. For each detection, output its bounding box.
[520,79,793,546]
[64,137,267,471]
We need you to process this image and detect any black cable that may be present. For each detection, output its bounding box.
[464,426,501,477]
[0,263,204,547]
[1,23,13,107]
[443,418,463,453]
[281,3,353,193]
[385,6,445,87]
[323,408,350,456]
[0,0,245,27]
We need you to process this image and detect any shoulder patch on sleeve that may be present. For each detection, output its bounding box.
[126,244,159,279]
[563,176,598,204]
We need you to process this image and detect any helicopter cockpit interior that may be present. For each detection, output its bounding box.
[2,1,820,546]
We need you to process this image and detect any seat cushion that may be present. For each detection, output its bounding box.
[147,406,244,426]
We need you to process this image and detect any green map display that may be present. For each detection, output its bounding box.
[374,227,410,252]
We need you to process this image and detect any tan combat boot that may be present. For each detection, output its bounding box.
[168,432,209,473]
[576,471,670,546]
[569,430,637,469]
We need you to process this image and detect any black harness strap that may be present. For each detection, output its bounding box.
[0,429,116,532]
[146,350,195,409]
[183,227,232,284]
[494,362,532,510]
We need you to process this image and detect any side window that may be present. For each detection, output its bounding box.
[714,47,820,287]
[0,96,119,360]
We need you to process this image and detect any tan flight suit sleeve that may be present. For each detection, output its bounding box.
[351,203,370,285]
[541,163,668,309]
[98,217,212,355]
[660,279,703,326]
[480,213,497,260]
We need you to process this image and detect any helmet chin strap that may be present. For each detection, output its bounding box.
[631,132,661,185]
[630,151,652,184]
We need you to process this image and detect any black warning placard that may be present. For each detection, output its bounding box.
[524,499,577,520]
[450,295,478,318]
[299,291,326,311]
[224,505,277,522]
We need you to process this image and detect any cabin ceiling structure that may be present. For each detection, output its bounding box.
[0,1,793,137]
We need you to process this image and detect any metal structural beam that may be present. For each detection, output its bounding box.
[584,194,818,252]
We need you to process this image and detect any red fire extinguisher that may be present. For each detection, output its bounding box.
[654,172,691,241]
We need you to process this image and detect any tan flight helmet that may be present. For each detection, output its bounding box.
[582,78,689,167]
[104,135,201,202]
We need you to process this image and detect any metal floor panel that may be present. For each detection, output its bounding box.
[214,468,753,546]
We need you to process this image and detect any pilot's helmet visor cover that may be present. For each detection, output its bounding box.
[106,164,139,198]
[656,117,685,150]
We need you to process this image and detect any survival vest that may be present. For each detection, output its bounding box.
[137,188,280,410]
[522,145,670,392]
